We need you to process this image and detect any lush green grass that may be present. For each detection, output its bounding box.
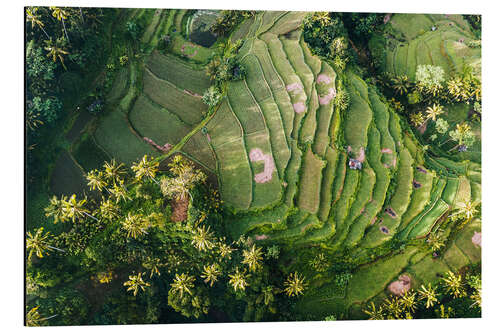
[94,108,158,164]
[227,80,266,134]
[181,130,217,171]
[257,11,288,35]
[141,9,165,46]
[142,67,206,125]
[283,140,303,207]
[442,243,471,271]
[214,137,253,211]
[49,150,89,197]
[408,198,449,238]
[129,94,190,145]
[343,74,372,154]
[312,62,336,156]
[299,85,318,145]
[205,99,243,148]
[407,255,451,285]
[280,33,315,96]
[73,135,110,172]
[252,39,285,92]
[169,34,213,64]
[399,166,434,231]
[231,16,255,42]
[297,147,326,214]
[264,11,307,36]
[441,177,459,205]
[146,51,210,94]
[346,247,418,304]
[318,147,339,221]
[453,219,481,263]
[106,67,129,103]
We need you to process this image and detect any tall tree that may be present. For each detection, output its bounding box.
[228,268,250,292]
[26,7,50,39]
[123,272,150,296]
[283,272,307,297]
[121,212,148,239]
[131,155,160,185]
[44,39,69,70]
[170,273,195,298]
[64,194,98,222]
[242,244,264,272]
[50,6,70,42]
[26,227,64,260]
[44,195,69,223]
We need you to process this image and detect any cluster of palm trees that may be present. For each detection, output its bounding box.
[363,270,481,320]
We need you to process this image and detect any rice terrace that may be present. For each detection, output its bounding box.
[25,7,481,325]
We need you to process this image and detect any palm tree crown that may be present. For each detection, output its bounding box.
[170,273,195,298]
[242,244,264,272]
[26,227,52,260]
[284,272,307,297]
[44,195,68,223]
[418,283,439,308]
[132,155,159,183]
[201,264,221,287]
[228,268,250,292]
[191,225,215,252]
[123,272,150,296]
[121,212,148,239]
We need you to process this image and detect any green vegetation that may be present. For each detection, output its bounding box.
[25,8,481,325]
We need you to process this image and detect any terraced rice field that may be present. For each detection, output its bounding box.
[88,10,480,317]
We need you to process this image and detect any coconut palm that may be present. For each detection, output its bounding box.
[64,194,98,222]
[121,212,148,239]
[44,39,69,70]
[110,180,131,203]
[442,271,466,298]
[425,103,444,122]
[161,156,206,201]
[25,306,57,326]
[191,225,215,252]
[26,109,44,131]
[132,155,160,185]
[391,75,411,95]
[410,112,425,127]
[99,198,120,221]
[26,227,64,260]
[26,7,50,39]
[418,283,439,308]
[284,272,307,297]
[86,170,108,192]
[426,230,445,252]
[453,201,477,221]
[242,244,264,272]
[314,11,331,26]
[218,241,234,260]
[470,288,481,308]
[201,263,221,287]
[50,6,70,42]
[103,159,126,185]
[228,268,250,292]
[123,272,150,296]
[400,290,417,314]
[143,257,162,278]
[44,195,69,223]
[382,296,403,319]
[170,273,195,297]
[363,302,385,320]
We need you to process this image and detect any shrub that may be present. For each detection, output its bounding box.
[202,86,222,107]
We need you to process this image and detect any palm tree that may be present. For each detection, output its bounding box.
[242,244,264,272]
[26,227,64,260]
[44,195,69,223]
[160,156,206,201]
[110,180,131,203]
[201,263,221,287]
[26,109,44,131]
[25,306,57,326]
[228,268,250,292]
[409,112,425,127]
[191,225,215,252]
[99,199,120,221]
[170,273,195,297]
[86,170,108,192]
[470,288,481,308]
[452,201,477,221]
[418,283,439,308]
[442,271,466,298]
[391,75,411,95]
[400,290,417,313]
[314,11,331,27]
[44,39,69,70]
[363,301,385,320]
[123,272,150,296]
[283,272,307,297]
[426,230,445,252]
[64,194,98,222]
[103,159,126,185]
[425,103,444,122]
[26,7,50,39]
[382,296,403,319]
[218,241,234,260]
[50,6,70,42]
[121,212,148,239]
[132,155,160,185]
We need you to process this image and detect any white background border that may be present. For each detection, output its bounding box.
[2,0,498,331]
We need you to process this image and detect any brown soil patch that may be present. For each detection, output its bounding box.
[388,274,412,296]
[171,197,189,222]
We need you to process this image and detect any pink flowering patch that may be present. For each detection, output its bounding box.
[472,231,481,247]
[293,102,306,113]
[286,82,303,92]
[357,147,365,162]
[316,74,332,84]
[183,89,202,98]
[206,134,211,142]
[249,148,276,183]
[255,235,269,241]
[381,148,393,154]
[388,275,412,296]
[318,87,336,105]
